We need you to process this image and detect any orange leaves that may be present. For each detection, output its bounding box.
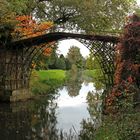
[31,63,36,69]
[12,15,55,57]
[114,61,124,85]
[42,42,56,56]
[43,48,52,56]
[13,15,53,39]
[38,22,53,31]
[16,15,32,22]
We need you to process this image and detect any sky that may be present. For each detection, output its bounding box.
[57,39,90,58]
[57,0,140,58]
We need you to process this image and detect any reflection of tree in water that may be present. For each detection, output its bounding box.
[0,94,62,140]
[0,102,32,140]
[30,96,59,140]
[66,69,83,97]
[79,91,102,139]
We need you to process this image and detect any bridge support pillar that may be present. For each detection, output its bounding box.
[0,45,32,102]
[0,89,32,102]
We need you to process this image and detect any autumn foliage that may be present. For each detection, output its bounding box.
[13,15,53,38]
[12,15,54,57]
[105,14,140,109]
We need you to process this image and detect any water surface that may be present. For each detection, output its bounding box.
[56,82,95,132]
[0,82,102,140]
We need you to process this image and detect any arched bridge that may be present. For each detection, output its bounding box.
[0,32,119,102]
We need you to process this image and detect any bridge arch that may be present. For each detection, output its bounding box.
[0,32,119,101]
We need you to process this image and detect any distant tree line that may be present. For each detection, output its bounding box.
[34,45,97,71]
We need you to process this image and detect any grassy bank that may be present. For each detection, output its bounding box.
[30,69,101,95]
[30,70,67,94]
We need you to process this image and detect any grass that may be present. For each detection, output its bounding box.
[94,110,140,140]
[30,70,67,94]
[37,70,66,80]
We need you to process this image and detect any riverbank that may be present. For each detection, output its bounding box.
[30,69,98,95]
[30,70,67,94]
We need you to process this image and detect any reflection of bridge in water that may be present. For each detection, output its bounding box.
[0,32,119,101]
[0,96,59,140]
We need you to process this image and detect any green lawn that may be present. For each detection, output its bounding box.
[37,70,66,80]
[30,70,66,94]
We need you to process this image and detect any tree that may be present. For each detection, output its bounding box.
[6,0,47,16]
[55,54,66,70]
[13,15,53,39]
[1,0,137,43]
[46,48,58,69]
[67,46,84,69]
[66,67,82,97]
[1,0,137,37]
[65,58,71,70]
[36,0,136,34]
[0,0,16,43]
[5,0,136,34]
[85,54,94,70]
[13,15,54,70]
